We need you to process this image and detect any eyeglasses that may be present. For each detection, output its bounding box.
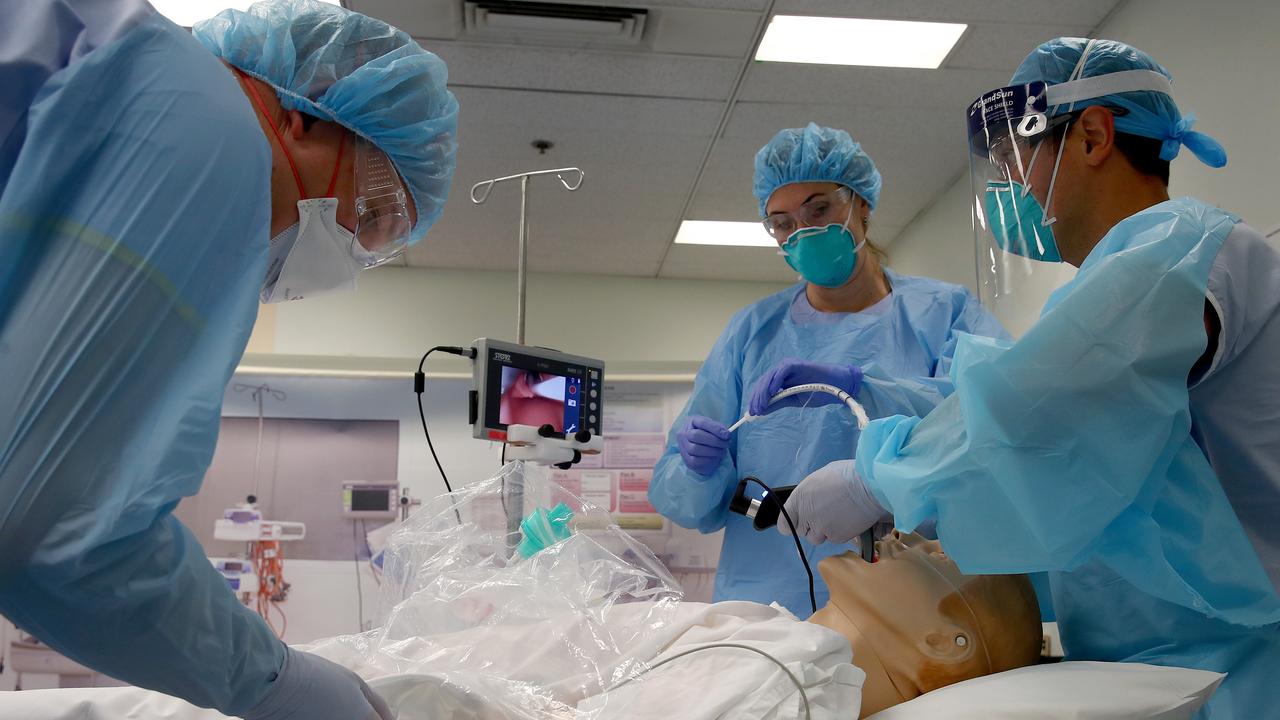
[762,186,853,241]
[984,107,1125,181]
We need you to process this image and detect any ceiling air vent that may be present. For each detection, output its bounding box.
[462,1,649,46]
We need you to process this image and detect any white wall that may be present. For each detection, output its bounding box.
[249,266,790,375]
[884,174,978,291]
[888,0,1280,336]
[1103,0,1280,234]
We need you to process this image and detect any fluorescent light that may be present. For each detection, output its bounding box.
[675,221,777,248]
[152,0,340,28]
[755,16,967,69]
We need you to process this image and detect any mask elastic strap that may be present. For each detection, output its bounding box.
[1021,39,1093,215]
[235,68,309,199]
[843,200,868,255]
[324,132,347,198]
[1037,40,1097,226]
[1040,118,1072,227]
[1018,141,1045,199]
[1052,38,1098,115]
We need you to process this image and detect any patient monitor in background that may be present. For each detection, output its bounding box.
[809,532,1042,718]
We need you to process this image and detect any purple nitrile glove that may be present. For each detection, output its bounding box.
[676,415,731,477]
[748,359,863,417]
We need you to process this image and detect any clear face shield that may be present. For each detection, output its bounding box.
[966,38,1183,336]
[967,81,1080,335]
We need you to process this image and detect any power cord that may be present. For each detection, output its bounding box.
[744,476,817,615]
[414,346,474,495]
[606,642,811,720]
[415,346,474,525]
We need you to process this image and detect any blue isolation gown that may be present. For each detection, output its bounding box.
[0,2,283,715]
[649,269,1009,617]
[857,199,1280,718]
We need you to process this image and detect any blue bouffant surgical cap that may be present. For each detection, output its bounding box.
[194,0,460,244]
[1011,37,1225,168]
[753,123,883,217]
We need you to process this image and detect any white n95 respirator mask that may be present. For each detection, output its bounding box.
[261,198,370,304]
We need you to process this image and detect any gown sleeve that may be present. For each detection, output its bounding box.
[0,12,287,715]
[856,207,1280,627]
[649,321,747,533]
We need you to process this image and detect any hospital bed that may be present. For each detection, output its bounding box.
[0,467,1222,720]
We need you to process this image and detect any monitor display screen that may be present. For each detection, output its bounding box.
[497,366,583,433]
[350,487,392,512]
[474,339,602,441]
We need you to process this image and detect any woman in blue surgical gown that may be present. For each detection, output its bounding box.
[647,124,1009,617]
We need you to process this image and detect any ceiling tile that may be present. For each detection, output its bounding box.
[347,0,458,38]
[659,244,800,281]
[408,89,724,277]
[687,101,971,228]
[429,42,742,99]
[737,64,1012,108]
[349,0,1122,284]
[946,22,1095,71]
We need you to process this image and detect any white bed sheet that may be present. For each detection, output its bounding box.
[0,600,861,720]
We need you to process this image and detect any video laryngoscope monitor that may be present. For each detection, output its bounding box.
[468,338,604,443]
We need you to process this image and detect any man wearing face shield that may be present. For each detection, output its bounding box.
[0,1,456,719]
[769,38,1280,717]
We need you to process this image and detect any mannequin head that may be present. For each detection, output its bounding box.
[808,532,1041,718]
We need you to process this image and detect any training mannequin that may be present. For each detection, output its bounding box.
[809,532,1042,718]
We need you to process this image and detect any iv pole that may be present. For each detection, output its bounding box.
[469,167,584,554]
[470,167,584,345]
[232,383,287,506]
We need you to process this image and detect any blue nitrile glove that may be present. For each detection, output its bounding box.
[677,415,732,477]
[778,459,888,545]
[244,646,394,720]
[748,360,863,417]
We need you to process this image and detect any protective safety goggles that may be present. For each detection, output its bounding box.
[762,185,854,242]
[234,67,414,269]
[352,135,413,268]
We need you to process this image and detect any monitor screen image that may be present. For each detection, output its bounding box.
[498,367,583,433]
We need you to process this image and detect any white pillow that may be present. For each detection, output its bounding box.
[865,661,1223,720]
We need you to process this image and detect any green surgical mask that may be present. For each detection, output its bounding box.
[984,180,1062,263]
[779,205,864,288]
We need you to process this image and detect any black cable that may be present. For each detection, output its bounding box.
[744,477,817,615]
[415,347,465,495]
[415,346,474,525]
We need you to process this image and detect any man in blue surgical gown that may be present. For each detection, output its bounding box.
[770,38,1280,718]
[648,123,1008,617]
[0,1,457,718]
